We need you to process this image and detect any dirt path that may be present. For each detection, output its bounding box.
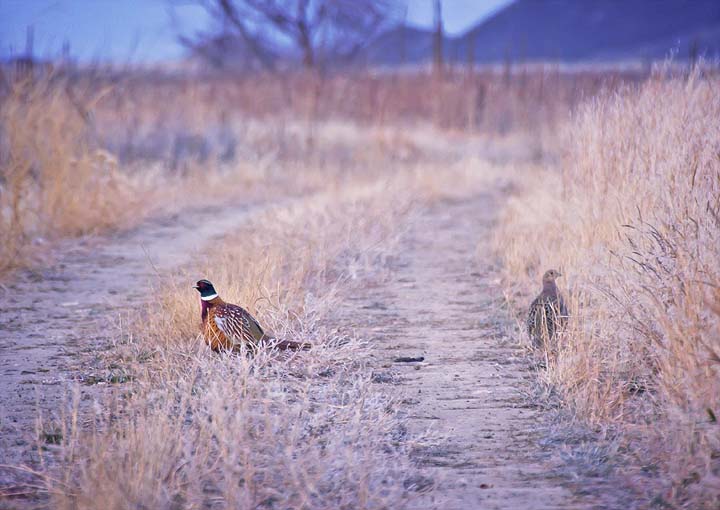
[343,192,597,509]
[0,200,271,488]
[1,185,606,508]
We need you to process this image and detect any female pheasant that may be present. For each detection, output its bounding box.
[193,279,310,352]
[527,269,568,348]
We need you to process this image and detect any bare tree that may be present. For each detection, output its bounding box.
[185,0,400,72]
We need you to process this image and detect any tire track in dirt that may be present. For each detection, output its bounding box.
[343,192,598,509]
[2,184,606,508]
[0,201,272,489]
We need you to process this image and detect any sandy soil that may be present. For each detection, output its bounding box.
[339,192,604,509]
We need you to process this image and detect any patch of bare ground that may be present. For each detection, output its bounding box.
[0,200,270,500]
[336,191,632,509]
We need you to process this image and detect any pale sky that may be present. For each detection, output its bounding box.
[0,0,514,62]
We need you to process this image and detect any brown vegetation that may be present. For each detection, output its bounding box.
[495,70,720,507]
[1,65,638,274]
[0,75,137,271]
[4,57,717,507]
[44,173,427,509]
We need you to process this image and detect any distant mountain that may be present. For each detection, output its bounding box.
[362,25,435,67]
[365,0,720,66]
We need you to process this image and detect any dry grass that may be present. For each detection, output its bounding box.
[40,173,432,509]
[0,72,398,273]
[5,59,705,506]
[0,63,635,274]
[86,66,639,136]
[495,70,720,507]
[0,75,139,272]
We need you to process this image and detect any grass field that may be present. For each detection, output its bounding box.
[1,62,718,508]
[0,66,633,273]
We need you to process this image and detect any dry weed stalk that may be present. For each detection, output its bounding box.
[495,70,720,506]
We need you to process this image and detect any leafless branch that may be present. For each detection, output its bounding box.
[179,0,400,72]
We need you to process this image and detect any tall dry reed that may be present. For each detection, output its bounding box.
[495,71,720,506]
[0,75,137,271]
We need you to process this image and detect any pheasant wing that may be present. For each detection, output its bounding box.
[242,310,268,342]
[214,304,266,345]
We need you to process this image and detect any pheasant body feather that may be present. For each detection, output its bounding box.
[204,299,268,351]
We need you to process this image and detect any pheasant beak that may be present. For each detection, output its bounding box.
[192,284,199,289]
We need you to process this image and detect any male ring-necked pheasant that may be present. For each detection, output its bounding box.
[527,269,568,348]
[193,279,310,352]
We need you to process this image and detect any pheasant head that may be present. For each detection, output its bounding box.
[193,279,219,301]
[193,279,222,323]
[541,269,562,293]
